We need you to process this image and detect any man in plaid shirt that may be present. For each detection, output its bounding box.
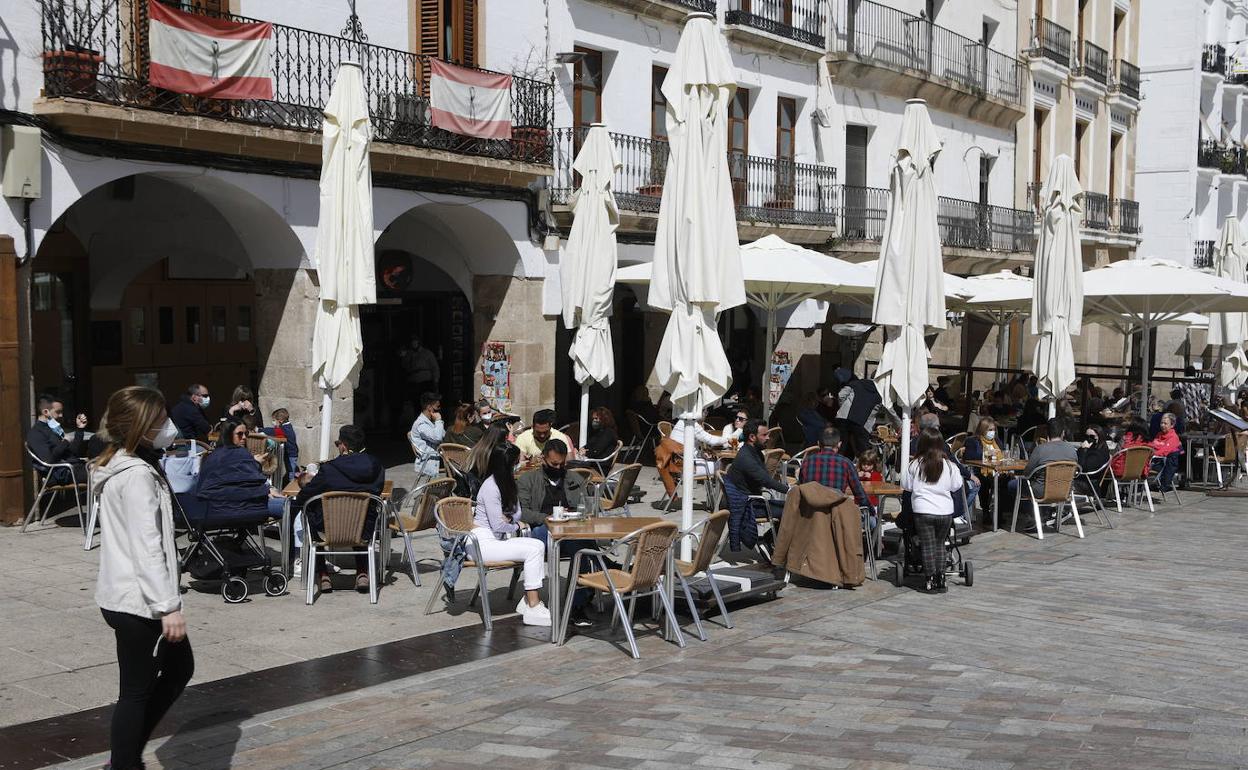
[799,426,873,514]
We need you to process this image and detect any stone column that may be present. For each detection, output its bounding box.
[252,268,338,464]
[473,275,555,423]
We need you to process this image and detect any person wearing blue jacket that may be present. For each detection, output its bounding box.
[195,420,285,523]
[262,407,300,482]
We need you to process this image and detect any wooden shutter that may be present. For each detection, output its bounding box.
[461,0,477,68]
[415,0,478,66]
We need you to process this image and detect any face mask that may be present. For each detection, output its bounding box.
[46,418,64,436]
[199,396,211,409]
[150,418,179,450]
[591,420,601,428]
[544,464,565,481]
[984,430,995,441]
[480,412,493,423]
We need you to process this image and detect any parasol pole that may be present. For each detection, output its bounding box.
[680,411,696,561]
[319,387,333,460]
[579,385,590,450]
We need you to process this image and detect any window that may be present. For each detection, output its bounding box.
[844,125,869,239]
[236,306,252,343]
[573,47,603,129]
[158,306,174,345]
[1032,108,1047,185]
[130,308,146,346]
[728,87,750,205]
[1109,133,1121,198]
[1113,10,1126,59]
[186,306,201,344]
[775,97,797,205]
[415,0,478,67]
[651,66,668,141]
[1074,120,1088,183]
[211,306,226,343]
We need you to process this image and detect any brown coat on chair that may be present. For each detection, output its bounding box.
[773,482,865,586]
[655,437,684,496]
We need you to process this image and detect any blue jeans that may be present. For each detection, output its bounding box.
[1154,454,1180,491]
[529,524,594,609]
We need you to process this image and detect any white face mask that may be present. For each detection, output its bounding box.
[150,418,179,450]
[199,395,211,409]
[984,430,996,441]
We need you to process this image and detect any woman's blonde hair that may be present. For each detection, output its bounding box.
[97,386,167,466]
[975,416,996,438]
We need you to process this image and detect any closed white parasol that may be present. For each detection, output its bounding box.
[1032,154,1084,417]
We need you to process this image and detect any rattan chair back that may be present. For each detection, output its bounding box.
[658,420,674,439]
[407,477,455,532]
[625,521,679,592]
[602,464,642,510]
[439,443,470,473]
[1219,433,1241,462]
[435,496,475,534]
[689,511,729,574]
[318,492,374,547]
[1120,445,1154,480]
[1037,461,1077,503]
[244,433,269,456]
[763,448,787,479]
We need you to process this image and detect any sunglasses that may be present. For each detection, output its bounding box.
[233,431,247,438]
[735,416,747,421]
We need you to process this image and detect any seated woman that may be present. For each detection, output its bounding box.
[1076,424,1112,497]
[444,403,484,447]
[472,445,550,626]
[962,417,1003,525]
[1149,412,1182,492]
[195,420,286,521]
[458,421,519,499]
[578,407,619,473]
[656,411,731,498]
[1110,419,1152,478]
[901,427,964,594]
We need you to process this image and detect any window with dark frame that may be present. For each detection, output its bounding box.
[728,86,750,206]
[651,66,669,141]
[573,47,604,129]
[775,97,797,206]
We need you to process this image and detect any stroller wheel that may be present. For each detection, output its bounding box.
[963,561,974,587]
[222,576,249,603]
[264,572,288,597]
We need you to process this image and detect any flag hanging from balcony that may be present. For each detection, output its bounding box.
[148,2,274,100]
[429,60,512,140]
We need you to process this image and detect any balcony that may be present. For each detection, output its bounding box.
[36,0,555,187]
[1030,17,1072,69]
[1109,59,1140,102]
[834,185,1035,256]
[724,0,826,56]
[1228,62,1248,87]
[588,0,716,23]
[1110,198,1140,235]
[1203,44,1227,76]
[549,128,838,242]
[1073,40,1109,87]
[1194,240,1215,270]
[1082,192,1110,231]
[1199,141,1248,176]
[826,0,1024,128]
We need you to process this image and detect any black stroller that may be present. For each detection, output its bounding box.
[176,493,288,603]
[888,484,974,590]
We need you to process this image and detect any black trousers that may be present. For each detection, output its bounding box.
[102,609,195,769]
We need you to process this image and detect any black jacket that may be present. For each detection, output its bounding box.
[171,396,212,441]
[26,420,85,467]
[726,443,788,496]
[294,451,385,510]
[192,444,271,523]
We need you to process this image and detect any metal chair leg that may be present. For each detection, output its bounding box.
[423,563,446,616]
[654,581,686,649]
[304,544,316,605]
[1069,496,1085,538]
[676,573,707,642]
[368,543,379,604]
[21,476,53,532]
[401,532,421,587]
[1031,497,1044,541]
[610,590,640,659]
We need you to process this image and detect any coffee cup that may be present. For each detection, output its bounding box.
[553,505,565,519]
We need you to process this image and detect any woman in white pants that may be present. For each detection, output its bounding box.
[472,445,550,626]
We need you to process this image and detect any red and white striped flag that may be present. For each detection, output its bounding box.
[148,2,274,100]
[430,60,512,140]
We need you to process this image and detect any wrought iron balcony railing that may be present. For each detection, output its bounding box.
[1204,43,1227,75]
[1194,240,1215,269]
[39,0,555,164]
[1229,61,1248,86]
[1109,59,1140,99]
[725,0,826,48]
[550,128,838,228]
[1082,191,1110,230]
[834,185,1035,253]
[1199,139,1225,169]
[1074,40,1108,85]
[828,0,1023,105]
[1031,17,1071,68]
[1110,198,1140,235]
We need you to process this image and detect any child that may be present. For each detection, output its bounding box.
[263,408,299,482]
[857,449,883,507]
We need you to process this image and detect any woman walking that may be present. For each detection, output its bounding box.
[93,386,194,769]
[901,426,964,594]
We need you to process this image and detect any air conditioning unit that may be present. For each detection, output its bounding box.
[378,92,430,137]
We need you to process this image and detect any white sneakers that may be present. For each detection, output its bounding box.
[516,598,552,626]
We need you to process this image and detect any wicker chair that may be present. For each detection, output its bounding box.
[389,477,455,586]
[598,463,642,515]
[1109,445,1155,513]
[782,446,819,485]
[946,432,969,455]
[422,496,522,631]
[22,445,87,533]
[583,439,623,478]
[556,520,685,658]
[762,448,788,481]
[1010,460,1081,540]
[622,410,657,464]
[1072,457,1114,530]
[1206,433,1243,487]
[674,511,732,641]
[657,420,674,439]
[300,491,387,604]
[438,442,470,485]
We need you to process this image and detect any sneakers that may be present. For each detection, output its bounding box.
[516,598,552,626]
[292,559,302,579]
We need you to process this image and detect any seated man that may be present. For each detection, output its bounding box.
[171,383,212,441]
[798,427,874,522]
[517,439,587,544]
[514,409,572,462]
[1007,417,1078,524]
[722,419,789,553]
[294,425,386,594]
[26,394,87,485]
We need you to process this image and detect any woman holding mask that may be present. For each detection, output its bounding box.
[92,386,194,770]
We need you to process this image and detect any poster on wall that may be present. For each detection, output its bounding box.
[768,350,793,407]
[481,341,512,413]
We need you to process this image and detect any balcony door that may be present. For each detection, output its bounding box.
[844,124,869,238]
[647,66,669,194]
[775,97,796,207]
[416,0,479,67]
[728,87,750,207]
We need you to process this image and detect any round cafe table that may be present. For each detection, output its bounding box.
[963,458,1027,531]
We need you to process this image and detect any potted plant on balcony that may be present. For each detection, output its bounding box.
[42,0,106,96]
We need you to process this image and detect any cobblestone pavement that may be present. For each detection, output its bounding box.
[40,488,1248,770]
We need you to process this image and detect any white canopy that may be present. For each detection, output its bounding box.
[561,123,621,446]
[650,12,744,556]
[871,99,946,471]
[1031,154,1084,409]
[957,270,1033,378]
[1209,215,1248,390]
[311,62,374,459]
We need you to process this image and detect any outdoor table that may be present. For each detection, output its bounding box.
[1185,432,1224,488]
[280,478,394,578]
[964,459,1027,531]
[862,480,902,580]
[544,515,667,644]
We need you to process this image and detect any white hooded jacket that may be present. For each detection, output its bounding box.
[93,449,182,619]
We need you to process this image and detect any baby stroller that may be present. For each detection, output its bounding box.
[176,493,288,603]
[889,484,974,591]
